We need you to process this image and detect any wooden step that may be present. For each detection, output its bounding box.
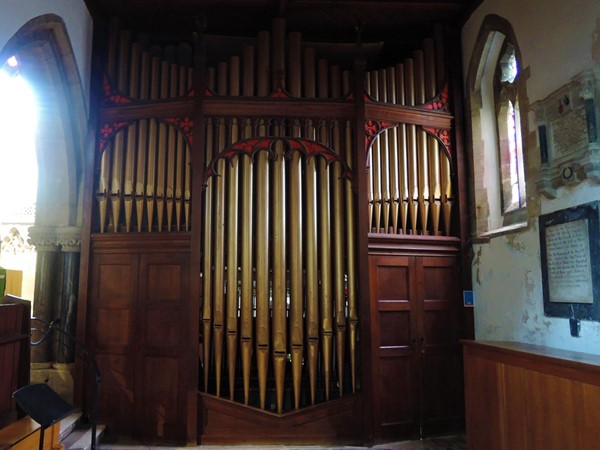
[58,413,81,442]
[61,425,105,450]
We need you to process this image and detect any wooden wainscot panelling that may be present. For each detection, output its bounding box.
[198,393,362,445]
[463,340,600,450]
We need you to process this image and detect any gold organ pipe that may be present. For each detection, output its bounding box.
[202,118,215,391]
[289,120,303,409]
[109,30,131,232]
[207,67,216,91]
[331,119,345,398]
[272,133,286,414]
[331,65,341,98]
[318,155,333,401]
[226,57,240,401]
[318,59,329,98]
[135,51,151,232]
[434,24,453,236]
[288,32,302,97]
[256,31,270,410]
[212,65,228,397]
[255,119,270,410]
[303,47,316,99]
[240,49,254,405]
[229,56,240,96]
[442,153,452,236]
[304,142,319,405]
[344,122,358,392]
[123,42,141,232]
[370,71,382,232]
[342,70,351,97]
[257,31,270,96]
[98,18,119,233]
[240,135,254,406]
[272,17,285,90]
[395,63,409,234]
[175,66,187,231]
[184,67,193,231]
[378,69,391,233]
[404,58,419,234]
[386,67,400,234]
[213,117,227,397]
[303,52,318,405]
[414,50,430,234]
[146,56,160,231]
[156,61,169,232]
[242,45,254,96]
[165,63,179,232]
[318,74,332,401]
[424,39,442,235]
[226,138,239,401]
[288,46,303,408]
[97,147,111,233]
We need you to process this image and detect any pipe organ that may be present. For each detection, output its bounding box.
[365,26,453,236]
[89,13,461,445]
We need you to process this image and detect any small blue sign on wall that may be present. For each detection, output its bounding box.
[463,290,474,307]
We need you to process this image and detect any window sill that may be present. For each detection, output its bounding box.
[472,221,529,244]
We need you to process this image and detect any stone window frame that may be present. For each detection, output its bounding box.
[466,14,533,239]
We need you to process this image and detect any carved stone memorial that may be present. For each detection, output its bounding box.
[532,68,600,197]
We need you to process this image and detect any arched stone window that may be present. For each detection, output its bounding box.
[466,15,530,235]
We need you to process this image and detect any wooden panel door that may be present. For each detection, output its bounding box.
[134,253,190,441]
[369,255,420,441]
[88,251,190,441]
[369,254,463,442]
[88,253,139,436]
[418,257,463,434]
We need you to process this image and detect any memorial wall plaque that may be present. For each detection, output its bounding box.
[539,201,600,321]
[532,68,600,198]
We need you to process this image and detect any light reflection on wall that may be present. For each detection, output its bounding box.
[0,56,38,301]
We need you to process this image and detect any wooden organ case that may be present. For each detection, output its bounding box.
[82,15,468,446]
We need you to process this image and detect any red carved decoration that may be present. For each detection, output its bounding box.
[271,87,291,99]
[98,121,131,152]
[102,74,133,105]
[422,126,453,165]
[202,137,352,188]
[423,83,449,112]
[364,119,396,149]
[163,117,194,145]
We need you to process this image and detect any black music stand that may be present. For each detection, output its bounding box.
[12,383,77,450]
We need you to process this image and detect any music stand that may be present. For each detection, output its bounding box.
[12,383,77,450]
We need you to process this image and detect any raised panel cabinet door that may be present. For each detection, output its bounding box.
[369,255,420,442]
[134,253,190,441]
[88,253,139,436]
[416,256,463,435]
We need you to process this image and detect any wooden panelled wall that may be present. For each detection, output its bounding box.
[463,341,600,450]
[82,15,466,445]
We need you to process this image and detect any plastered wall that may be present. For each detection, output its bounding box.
[463,0,600,354]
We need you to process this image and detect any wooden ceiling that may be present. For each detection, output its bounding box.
[85,0,481,43]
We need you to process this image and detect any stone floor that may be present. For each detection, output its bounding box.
[97,434,466,450]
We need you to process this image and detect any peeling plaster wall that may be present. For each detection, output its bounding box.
[464,0,600,354]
